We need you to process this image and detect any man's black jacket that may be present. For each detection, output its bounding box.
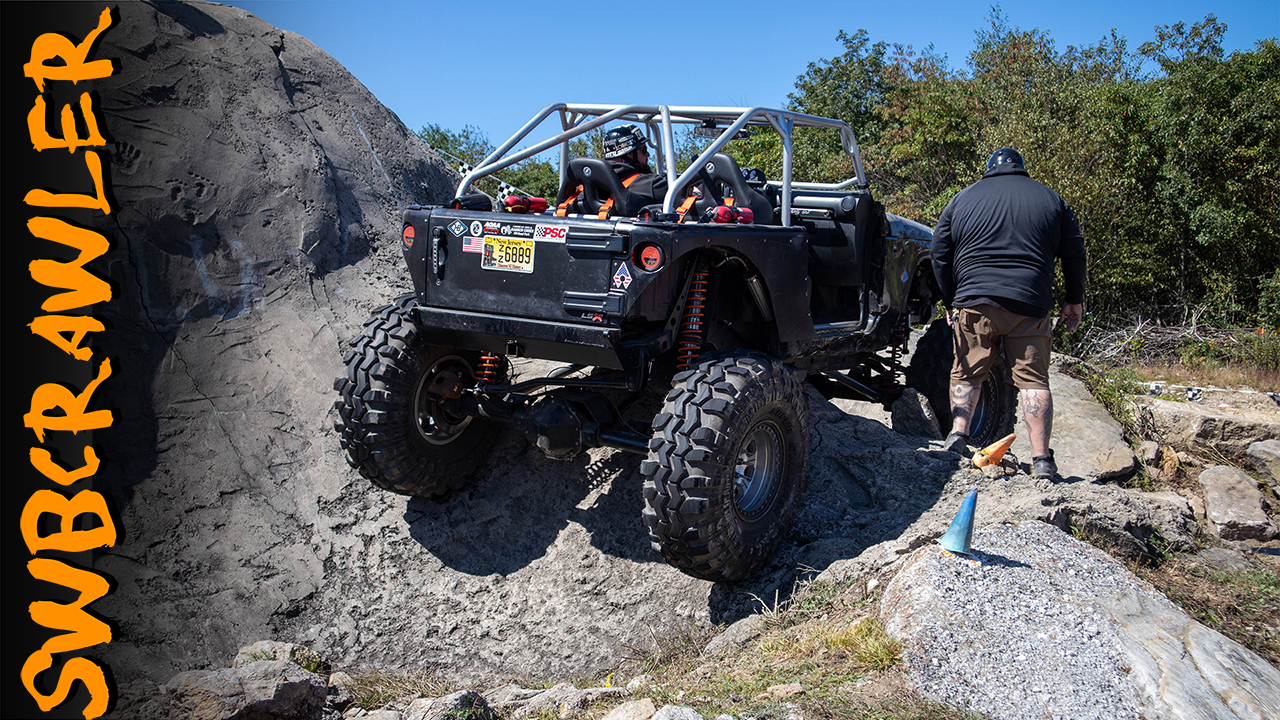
[608,158,667,208]
[931,163,1087,316]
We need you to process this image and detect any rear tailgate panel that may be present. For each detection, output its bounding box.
[406,209,622,322]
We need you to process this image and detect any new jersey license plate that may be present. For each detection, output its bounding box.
[481,236,535,273]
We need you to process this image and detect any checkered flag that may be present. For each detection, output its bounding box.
[427,143,531,200]
[495,179,520,201]
[1185,387,1203,402]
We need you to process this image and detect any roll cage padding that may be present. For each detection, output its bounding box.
[554,158,649,218]
[691,154,775,224]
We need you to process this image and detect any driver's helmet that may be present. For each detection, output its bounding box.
[604,124,648,160]
[986,147,1025,170]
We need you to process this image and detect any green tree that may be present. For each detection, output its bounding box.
[1133,19,1279,323]
[417,123,561,199]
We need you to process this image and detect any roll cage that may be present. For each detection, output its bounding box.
[454,103,870,228]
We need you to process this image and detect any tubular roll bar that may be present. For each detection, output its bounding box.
[455,103,869,228]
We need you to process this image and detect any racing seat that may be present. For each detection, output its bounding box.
[688,153,775,224]
[555,158,648,219]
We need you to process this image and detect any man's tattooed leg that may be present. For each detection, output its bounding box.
[949,383,981,436]
[1021,388,1053,457]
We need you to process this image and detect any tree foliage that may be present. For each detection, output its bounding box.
[417,123,565,200]
[786,12,1278,325]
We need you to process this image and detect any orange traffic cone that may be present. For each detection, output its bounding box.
[972,433,1016,468]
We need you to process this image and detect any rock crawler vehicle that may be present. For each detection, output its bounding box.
[334,103,1014,582]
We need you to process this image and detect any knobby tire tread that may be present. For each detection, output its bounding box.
[333,293,500,497]
[641,351,809,582]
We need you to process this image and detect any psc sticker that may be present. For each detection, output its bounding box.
[534,225,568,241]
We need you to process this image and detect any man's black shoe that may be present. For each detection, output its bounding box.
[943,432,969,455]
[1032,451,1058,480]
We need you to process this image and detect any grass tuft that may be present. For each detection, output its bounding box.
[342,667,457,710]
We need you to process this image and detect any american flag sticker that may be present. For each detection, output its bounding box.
[462,236,484,254]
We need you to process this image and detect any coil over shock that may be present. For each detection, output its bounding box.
[476,352,500,383]
[676,264,710,371]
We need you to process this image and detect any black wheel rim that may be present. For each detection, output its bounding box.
[412,355,474,445]
[970,378,992,439]
[734,419,783,521]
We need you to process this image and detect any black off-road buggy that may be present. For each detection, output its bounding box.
[334,103,1014,581]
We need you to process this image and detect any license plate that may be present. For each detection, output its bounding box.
[481,236,535,273]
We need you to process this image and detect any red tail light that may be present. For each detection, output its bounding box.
[633,243,664,271]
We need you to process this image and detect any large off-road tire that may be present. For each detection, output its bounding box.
[641,351,810,582]
[333,293,504,497]
[906,318,1016,448]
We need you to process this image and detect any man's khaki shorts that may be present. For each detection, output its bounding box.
[950,305,1051,390]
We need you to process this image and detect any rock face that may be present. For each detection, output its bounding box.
[89,0,475,689]
[73,1,1217,705]
[880,521,1279,720]
[1198,466,1279,540]
[1132,396,1279,457]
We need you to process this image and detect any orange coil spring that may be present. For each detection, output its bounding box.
[476,352,499,383]
[676,269,710,370]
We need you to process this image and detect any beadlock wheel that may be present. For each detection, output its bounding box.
[641,351,809,582]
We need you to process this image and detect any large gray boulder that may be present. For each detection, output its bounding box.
[162,660,327,720]
[1198,466,1278,541]
[91,0,459,687]
[880,521,1279,720]
[1131,396,1279,457]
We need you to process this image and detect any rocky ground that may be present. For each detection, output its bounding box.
[55,3,1276,718]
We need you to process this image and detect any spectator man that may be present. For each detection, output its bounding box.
[931,147,1087,479]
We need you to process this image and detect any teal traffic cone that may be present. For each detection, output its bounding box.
[938,490,977,556]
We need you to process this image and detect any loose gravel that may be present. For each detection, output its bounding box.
[885,521,1156,720]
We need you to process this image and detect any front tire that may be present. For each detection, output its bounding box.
[641,352,810,582]
[906,318,1016,447]
[333,293,503,497]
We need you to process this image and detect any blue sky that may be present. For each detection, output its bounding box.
[229,0,1276,147]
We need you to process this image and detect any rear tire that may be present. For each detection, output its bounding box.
[641,351,809,582]
[333,293,504,497]
[906,318,1016,448]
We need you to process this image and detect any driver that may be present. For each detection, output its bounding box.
[603,124,667,207]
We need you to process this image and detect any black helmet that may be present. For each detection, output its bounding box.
[986,147,1025,170]
[604,124,648,159]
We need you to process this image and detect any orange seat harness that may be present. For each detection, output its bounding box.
[556,172,642,219]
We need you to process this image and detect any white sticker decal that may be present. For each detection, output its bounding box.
[534,225,568,241]
[470,220,483,236]
[448,219,466,237]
